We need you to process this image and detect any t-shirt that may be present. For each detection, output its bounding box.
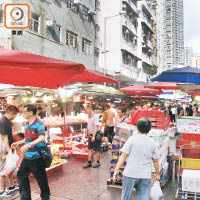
[0,116,13,147]
[88,114,100,137]
[171,107,176,115]
[121,134,158,179]
[24,118,46,160]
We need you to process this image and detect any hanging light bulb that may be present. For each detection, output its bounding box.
[43,95,48,103]
[30,96,37,103]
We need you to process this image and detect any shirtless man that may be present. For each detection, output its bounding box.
[102,104,116,145]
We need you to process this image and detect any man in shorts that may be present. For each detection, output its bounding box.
[102,104,116,145]
[0,105,19,197]
[83,105,101,169]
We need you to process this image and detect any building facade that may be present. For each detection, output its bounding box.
[165,0,184,69]
[184,47,193,66]
[96,0,156,85]
[152,0,166,73]
[0,0,96,69]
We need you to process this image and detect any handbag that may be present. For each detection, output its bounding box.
[95,130,104,143]
[35,145,52,168]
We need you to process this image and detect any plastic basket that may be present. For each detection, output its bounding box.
[181,158,200,169]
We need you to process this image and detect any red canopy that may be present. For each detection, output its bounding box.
[120,85,162,95]
[145,82,180,90]
[0,47,85,89]
[69,68,119,83]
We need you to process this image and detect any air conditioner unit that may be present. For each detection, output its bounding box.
[46,19,56,26]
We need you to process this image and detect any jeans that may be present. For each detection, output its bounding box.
[17,158,50,200]
[121,176,151,200]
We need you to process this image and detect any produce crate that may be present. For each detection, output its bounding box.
[182,148,200,159]
[182,133,200,141]
[181,158,200,169]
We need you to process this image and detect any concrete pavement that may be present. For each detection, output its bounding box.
[10,150,178,200]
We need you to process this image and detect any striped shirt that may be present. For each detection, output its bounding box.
[24,118,46,160]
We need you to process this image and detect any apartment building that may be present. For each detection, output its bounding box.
[96,0,156,85]
[165,0,184,69]
[0,0,96,69]
[184,47,193,66]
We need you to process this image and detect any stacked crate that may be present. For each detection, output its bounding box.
[126,108,170,130]
[109,137,126,184]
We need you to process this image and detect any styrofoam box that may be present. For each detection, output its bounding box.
[182,169,200,193]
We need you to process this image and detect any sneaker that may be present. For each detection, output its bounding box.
[0,190,13,197]
[7,184,19,192]
[83,162,92,169]
[93,162,101,168]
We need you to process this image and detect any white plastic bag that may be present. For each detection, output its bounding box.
[5,150,19,175]
[151,181,163,200]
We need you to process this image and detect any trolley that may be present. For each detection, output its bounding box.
[175,144,200,200]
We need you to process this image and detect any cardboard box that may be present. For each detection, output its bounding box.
[182,169,200,193]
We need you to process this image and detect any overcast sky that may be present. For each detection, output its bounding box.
[184,0,200,53]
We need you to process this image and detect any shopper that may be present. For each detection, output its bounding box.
[102,104,116,145]
[12,104,50,200]
[37,106,47,119]
[116,108,126,125]
[0,105,19,197]
[113,118,160,200]
[171,106,176,122]
[177,104,184,117]
[83,105,101,169]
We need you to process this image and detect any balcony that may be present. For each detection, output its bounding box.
[142,0,152,16]
[121,39,138,57]
[142,53,152,66]
[146,40,153,49]
[122,16,137,35]
[141,15,153,32]
[123,0,138,15]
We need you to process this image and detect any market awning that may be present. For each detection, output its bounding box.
[0,47,85,89]
[119,85,162,95]
[145,82,180,90]
[69,68,119,83]
[151,66,200,84]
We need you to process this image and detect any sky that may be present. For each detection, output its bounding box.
[184,0,200,53]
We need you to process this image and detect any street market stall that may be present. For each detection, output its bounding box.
[108,108,173,189]
[0,47,119,174]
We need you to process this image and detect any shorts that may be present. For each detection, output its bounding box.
[88,136,101,152]
[104,126,115,143]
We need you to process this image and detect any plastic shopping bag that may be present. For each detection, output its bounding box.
[151,181,163,200]
[5,150,19,176]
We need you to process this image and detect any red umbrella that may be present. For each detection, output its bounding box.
[120,85,161,95]
[145,82,180,90]
[131,96,158,99]
[69,68,119,83]
[0,47,85,89]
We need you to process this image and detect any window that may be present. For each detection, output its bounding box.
[66,0,73,8]
[0,5,3,24]
[46,24,61,42]
[82,38,91,54]
[66,30,78,48]
[81,5,89,20]
[122,50,137,67]
[73,4,79,13]
[29,13,39,33]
